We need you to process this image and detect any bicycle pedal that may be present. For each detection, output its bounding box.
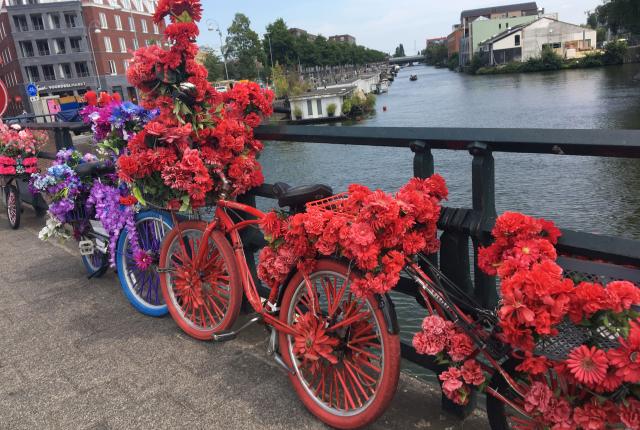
[212,331,237,342]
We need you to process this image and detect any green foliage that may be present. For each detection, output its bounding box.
[341,99,352,115]
[393,44,406,58]
[293,106,303,119]
[579,52,604,68]
[521,47,563,72]
[592,0,640,35]
[447,53,459,71]
[327,103,337,116]
[364,93,376,111]
[424,44,448,67]
[469,53,484,74]
[603,40,628,65]
[225,13,266,80]
[199,46,224,82]
[271,63,288,97]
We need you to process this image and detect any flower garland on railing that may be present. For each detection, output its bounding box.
[115,0,273,212]
[0,122,48,175]
[412,211,640,428]
[257,175,448,300]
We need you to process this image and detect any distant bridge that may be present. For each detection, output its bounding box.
[388,55,425,64]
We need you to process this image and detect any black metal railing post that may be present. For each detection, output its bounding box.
[411,140,434,178]
[469,142,498,309]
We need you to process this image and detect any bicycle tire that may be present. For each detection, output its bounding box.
[279,259,401,429]
[159,220,242,340]
[6,184,20,229]
[81,247,109,278]
[116,210,173,317]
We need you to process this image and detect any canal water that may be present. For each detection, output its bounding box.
[258,63,640,377]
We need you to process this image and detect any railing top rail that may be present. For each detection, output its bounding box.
[255,125,640,158]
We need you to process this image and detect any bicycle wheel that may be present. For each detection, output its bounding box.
[116,210,173,317]
[81,244,109,277]
[279,259,401,429]
[6,184,20,229]
[159,221,242,341]
[486,359,541,430]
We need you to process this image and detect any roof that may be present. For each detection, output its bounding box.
[480,23,528,45]
[289,86,354,100]
[461,2,538,19]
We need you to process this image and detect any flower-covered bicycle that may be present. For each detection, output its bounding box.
[0,122,48,229]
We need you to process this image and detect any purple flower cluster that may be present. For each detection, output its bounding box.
[87,182,145,268]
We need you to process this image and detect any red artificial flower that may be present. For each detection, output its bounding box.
[516,355,550,375]
[146,120,168,137]
[460,359,485,386]
[565,345,609,385]
[573,400,608,430]
[523,381,553,413]
[85,90,98,106]
[292,313,339,369]
[119,195,138,206]
[447,331,475,362]
[607,319,640,383]
[619,398,640,430]
[605,280,640,313]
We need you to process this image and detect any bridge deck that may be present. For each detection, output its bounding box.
[0,209,488,429]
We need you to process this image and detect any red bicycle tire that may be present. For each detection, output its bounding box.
[278,259,401,429]
[159,220,242,341]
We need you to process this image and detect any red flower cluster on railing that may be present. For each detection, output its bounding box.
[117,0,273,211]
[0,122,47,175]
[257,175,448,298]
[476,212,640,429]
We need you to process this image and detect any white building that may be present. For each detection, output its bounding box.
[289,86,353,121]
[480,17,598,65]
[320,73,380,95]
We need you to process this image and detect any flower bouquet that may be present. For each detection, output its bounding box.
[0,122,48,176]
[257,175,448,299]
[116,0,273,212]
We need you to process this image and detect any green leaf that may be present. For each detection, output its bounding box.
[179,195,191,213]
[132,186,147,206]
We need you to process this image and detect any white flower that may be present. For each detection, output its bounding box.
[10,124,21,130]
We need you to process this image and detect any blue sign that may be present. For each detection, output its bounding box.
[26,83,38,97]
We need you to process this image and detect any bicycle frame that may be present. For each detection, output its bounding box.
[405,260,531,416]
[180,199,299,337]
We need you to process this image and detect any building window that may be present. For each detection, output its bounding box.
[31,14,44,31]
[54,38,66,54]
[70,37,82,52]
[141,19,148,33]
[122,0,131,9]
[153,23,159,34]
[132,38,139,49]
[19,41,34,58]
[93,0,104,4]
[115,15,122,30]
[108,60,117,75]
[99,13,108,29]
[36,40,50,56]
[514,35,521,46]
[1,22,6,39]
[128,16,135,32]
[123,60,129,70]
[307,99,313,116]
[50,13,61,29]
[42,64,55,81]
[64,13,78,28]
[133,0,142,11]
[119,37,126,52]
[59,63,72,79]
[316,99,322,115]
[499,24,502,29]
[75,62,90,77]
[25,66,40,82]
[13,15,28,32]
[104,36,112,52]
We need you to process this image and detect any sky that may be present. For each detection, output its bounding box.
[196,0,602,55]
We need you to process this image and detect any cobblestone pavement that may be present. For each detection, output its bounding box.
[0,208,490,429]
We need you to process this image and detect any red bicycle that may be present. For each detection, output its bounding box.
[158,177,401,429]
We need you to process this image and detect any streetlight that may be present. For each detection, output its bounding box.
[264,32,274,91]
[206,19,229,81]
[86,20,102,91]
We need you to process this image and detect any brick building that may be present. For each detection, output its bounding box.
[0,0,164,116]
[328,34,356,45]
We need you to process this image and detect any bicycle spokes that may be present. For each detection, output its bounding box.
[167,231,232,330]
[289,273,384,413]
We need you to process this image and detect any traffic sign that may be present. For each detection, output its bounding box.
[26,83,38,97]
[29,96,40,102]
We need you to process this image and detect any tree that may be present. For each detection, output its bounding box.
[424,44,448,66]
[263,18,296,67]
[394,44,405,58]
[198,46,224,82]
[225,13,265,80]
[592,0,640,35]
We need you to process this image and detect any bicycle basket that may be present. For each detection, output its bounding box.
[305,192,350,214]
[534,318,591,361]
[591,325,621,351]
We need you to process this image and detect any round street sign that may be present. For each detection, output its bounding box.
[26,83,38,97]
[0,79,8,117]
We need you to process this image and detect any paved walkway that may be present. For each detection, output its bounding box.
[0,208,489,429]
